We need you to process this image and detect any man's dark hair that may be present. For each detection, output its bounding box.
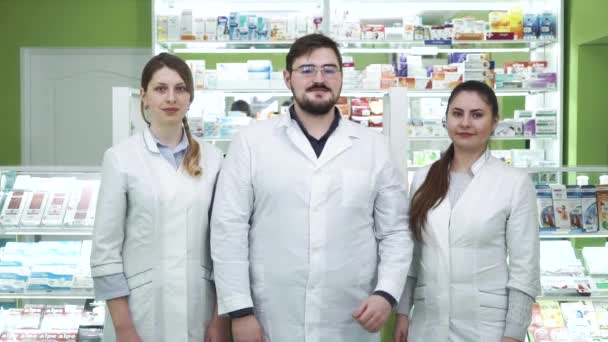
[286,34,342,71]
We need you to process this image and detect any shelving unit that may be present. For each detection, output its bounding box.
[0,167,99,332]
[0,291,95,300]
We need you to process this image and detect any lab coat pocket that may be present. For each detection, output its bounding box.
[477,290,507,322]
[341,170,371,208]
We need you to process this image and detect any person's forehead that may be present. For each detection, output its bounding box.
[293,48,339,66]
[151,67,185,83]
[450,92,490,108]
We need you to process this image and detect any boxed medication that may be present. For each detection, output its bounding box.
[581,185,599,233]
[550,184,570,232]
[180,9,195,40]
[565,185,583,232]
[167,15,180,41]
[597,184,608,231]
[494,119,523,136]
[63,180,99,227]
[535,109,557,136]
[514,110,535,136]
[536,184,555,231]
[156,16,168,41]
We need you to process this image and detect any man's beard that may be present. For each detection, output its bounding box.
[293,83,339,116]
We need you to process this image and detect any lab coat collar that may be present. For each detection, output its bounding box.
[470,148,491,176]
[278,105,361,166]
[143,128,160,154]
[151,127,189,153]
[277,105,361,138]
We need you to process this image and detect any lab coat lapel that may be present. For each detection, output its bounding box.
[316,122,355,169]
[278,113,319,164]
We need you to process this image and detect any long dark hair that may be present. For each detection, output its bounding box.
[409,81,499,241]
[140,53,202,177]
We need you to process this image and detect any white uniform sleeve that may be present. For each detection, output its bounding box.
[90,149,127,278]
[210,132,255,315]
[506,174,541,298]
[373,159,413,302]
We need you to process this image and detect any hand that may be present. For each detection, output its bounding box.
[393,314,409,342]
[501,338,519,342]
[115,325,142,342]
[232,315,265,342]
[352,294,392,333]
[205,315,231,342]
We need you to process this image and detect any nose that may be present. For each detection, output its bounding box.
[166,89,177,103]
[460,114,472,127]
[313,69,325,82]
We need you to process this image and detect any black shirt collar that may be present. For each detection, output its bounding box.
[289,106,341,158]
[289,105,341,143]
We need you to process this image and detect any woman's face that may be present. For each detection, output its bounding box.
[446,90,498,154]
[141,66,191,128]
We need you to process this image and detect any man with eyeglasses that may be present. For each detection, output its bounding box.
[211,33,413,342]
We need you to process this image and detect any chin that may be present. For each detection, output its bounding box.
[455,143,486,153]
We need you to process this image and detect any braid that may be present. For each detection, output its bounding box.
[182,117,202,177]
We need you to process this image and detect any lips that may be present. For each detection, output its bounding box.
[457,133,474,138]
[163,108,179,113]
[306,86,330,92]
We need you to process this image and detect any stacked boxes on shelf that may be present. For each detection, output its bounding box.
[156,10,322,42]
[0,241,93,293]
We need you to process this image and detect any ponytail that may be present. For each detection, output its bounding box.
[182,117,202,177]
[409,144,454,241]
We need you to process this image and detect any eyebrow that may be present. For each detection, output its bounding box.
[152,82,186,86]
[452,107,485,112]
[295,63,339,68]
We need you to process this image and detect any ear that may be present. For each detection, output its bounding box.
[283,70,292,90]
[140,88,148,109]
[492,114,500,131]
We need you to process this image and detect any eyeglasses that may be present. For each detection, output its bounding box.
[292,65,341,79]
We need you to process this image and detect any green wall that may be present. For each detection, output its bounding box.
[0,0,151,165]
[576,44,608,164]
[565,0,608,167]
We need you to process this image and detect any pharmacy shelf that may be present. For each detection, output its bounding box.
[196,88,388,97]
[540,231,608,239]
[195,88,555,97]
[408,88,556,97]
[408,136,557,141]
[159,38,557,53]
[0,290,94,300]
[0,166,100,174]
[525,166,608,174]
[0,226,93,237]
[406,165,608,173]
[538,294,608,302]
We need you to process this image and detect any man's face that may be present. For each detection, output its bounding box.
[283,47,342,116]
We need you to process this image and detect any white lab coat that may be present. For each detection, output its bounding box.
[398,151,540,342]
[211,112,413,342]
[90,128,222,342]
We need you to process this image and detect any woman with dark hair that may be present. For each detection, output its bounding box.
[90,53,229,341]
[393,81,540,342]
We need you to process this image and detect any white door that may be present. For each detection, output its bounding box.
[21,48,151,166]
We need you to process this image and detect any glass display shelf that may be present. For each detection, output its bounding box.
[408,136,557,141]
[0,226,93,237]
[539,231,608,239]
[158,38,557,53]
[0,290,94,300]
